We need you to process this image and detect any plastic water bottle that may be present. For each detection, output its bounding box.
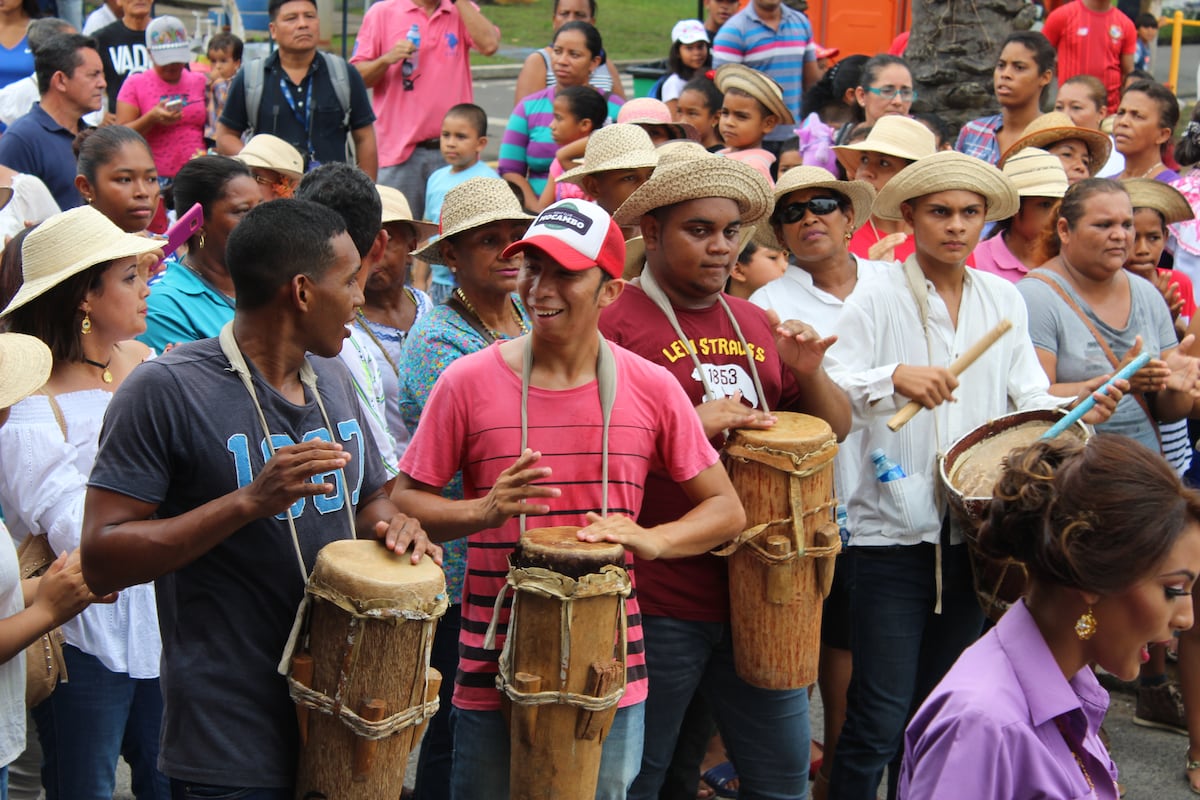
[871,449,906,483]
[835,503,850,546]
[406,24,420,71]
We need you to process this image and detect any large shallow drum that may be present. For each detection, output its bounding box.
[288,539,446,800]
[939,409,1090,620]
[722,413,840,689]
[497,526,630,800]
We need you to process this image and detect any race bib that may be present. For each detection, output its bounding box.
[691,362,760,407]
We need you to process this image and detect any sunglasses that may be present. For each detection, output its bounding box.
[402,59,415,91]
[772,197,843,225]
[865,86,917,102]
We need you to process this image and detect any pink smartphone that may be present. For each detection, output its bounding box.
[163,202,203,259]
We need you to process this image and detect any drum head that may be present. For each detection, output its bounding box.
[310,539,445,605]
[513,527,625,578]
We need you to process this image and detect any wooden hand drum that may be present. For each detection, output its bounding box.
[722,413,840,689]
[495,526,630,800]
[287,539,447,800]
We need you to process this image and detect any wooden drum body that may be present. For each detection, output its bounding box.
[939,409,1090,621]
[498,527,630,800]
[287,540,447,800]
[722,413,840,689]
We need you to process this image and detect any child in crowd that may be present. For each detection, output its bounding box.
[777,137,802,175]
[539,84,608,209]
[420,103,499,304]
[619,96,695,145]
[204,32,242,146]
[559,122,658,216]
[676,75,724,152]
[714,63,792,183]
[1135,12,1158,72]
[661,19,711,115]
[726,239,787,300]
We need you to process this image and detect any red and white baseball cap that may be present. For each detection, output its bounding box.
[502,200,626,280]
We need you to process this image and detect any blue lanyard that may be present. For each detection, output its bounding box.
[278,74,314,149]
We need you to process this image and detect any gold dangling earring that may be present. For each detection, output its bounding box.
[80,312,92,335]
[845,232,853,241]
[197,232,206,250]
[1075,606,1097,640]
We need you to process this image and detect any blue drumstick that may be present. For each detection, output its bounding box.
[1041,352,1152,440]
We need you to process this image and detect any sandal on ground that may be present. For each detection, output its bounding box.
[701,761,739,799]
[1187,754,1200,795]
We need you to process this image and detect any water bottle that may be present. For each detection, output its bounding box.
[871,449,906,483]
[835,503,850,547]
[406,24,420,71]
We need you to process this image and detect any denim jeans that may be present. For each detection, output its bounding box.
[449,702,644,800]
[32,645,169,800]
[629,616,810,800]
[829,542,983,800]
[413,603,461,800]
[169,782,291,799]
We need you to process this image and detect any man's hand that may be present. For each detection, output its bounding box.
[241,441,351,517]
[374,514,442,565]
[476,449,560,529]
[383,36,417,66]
[578,512,664,560]
[892,364,958,408]
[696,390,774,438]
[766,309,836,377]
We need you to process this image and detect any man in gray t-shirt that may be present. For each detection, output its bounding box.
[82,200,438,795]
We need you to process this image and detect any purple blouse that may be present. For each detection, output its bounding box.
[899,600,1119,799]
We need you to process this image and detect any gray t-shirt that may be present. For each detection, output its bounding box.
[1017,268,1175,452]
[89,336,386,788]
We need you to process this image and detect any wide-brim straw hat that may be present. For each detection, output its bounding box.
[559,124,659,185]
[714,63,794,126]
[377,185,437,239]
[411,177,533,262]
[236,133,304,180]
[832,115,938,176]
[2,206,165,317]
[772,166,876,233]
[613,152,774,229]
[1002,147,1069,199]
[873,151,1020,222]
[0,332,50,409]
[654,140,711,166]
[997,112,1111,175]
[1122,178,1195,225]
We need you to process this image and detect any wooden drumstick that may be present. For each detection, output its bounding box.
[886,320,1014,432]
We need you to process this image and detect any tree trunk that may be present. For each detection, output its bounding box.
[908,0,1042,129]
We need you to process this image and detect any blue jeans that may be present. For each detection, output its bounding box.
[32,645,169,800]
[629,616,810,800]
[449,703,644,800]
[169,783,291,799]
[413,603,461,800]
[829,542,983,800]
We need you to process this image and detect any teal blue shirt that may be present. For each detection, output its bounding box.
[140,261,235,353]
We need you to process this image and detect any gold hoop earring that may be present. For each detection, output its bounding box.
[80,313,92,335]
[197,232,206,250]
[1075,607,1097,640]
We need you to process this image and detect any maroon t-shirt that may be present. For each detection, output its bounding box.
[599,284,802,622]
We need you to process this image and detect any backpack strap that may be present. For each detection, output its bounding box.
[243,57,266,137]
[319,51,352,130]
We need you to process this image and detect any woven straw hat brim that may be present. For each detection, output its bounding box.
[559,150,659,185]
[236,134,304,179]
[0,332,50,409]
[832,116,938,176]
[411,177,533,263]
[872,151,1019,222]
[612,155,774,229]
[625,119,701,143]
[998,125,1111,176]
[1002,148,1069,199]
[772,166,877,236]
[715,64,794,126]
[1,207,165,317]
[377,185,438,238]
[1122,178,1195,225]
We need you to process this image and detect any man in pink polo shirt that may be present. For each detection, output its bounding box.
[351,0,499,219]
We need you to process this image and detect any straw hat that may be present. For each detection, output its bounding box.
[559,124,659,185]
[872,151,1019,222]
[655,140,711,166]
[2,206,165,317]
[997,112,1111,175]
[832,115,937,176]
[612,152,774,229]
[761,166,876,249]
[1121,178,1195,225]
[377,185,437,239]
[1002,148,1069,199]
[0,332,51,410]
[714,63,794,126]
[411,177,533,262]
[623,236,646,279]
[236,134,304,180]
[617,98,700,143]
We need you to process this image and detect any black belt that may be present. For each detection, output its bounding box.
[414,138,440,149]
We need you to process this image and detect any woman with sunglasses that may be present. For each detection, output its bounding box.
[750,165,886,800]
[956,31,1056,165]
[139,156,261,353]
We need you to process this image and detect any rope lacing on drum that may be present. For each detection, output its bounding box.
[482,564,631,711]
